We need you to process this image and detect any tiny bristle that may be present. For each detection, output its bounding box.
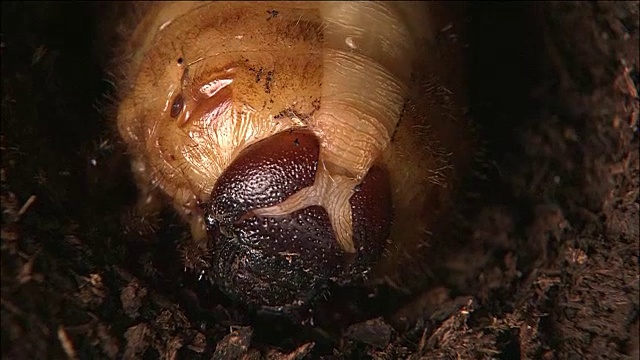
[178,237,212,274]
[121,207,162,241]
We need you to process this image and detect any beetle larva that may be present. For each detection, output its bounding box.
[113,1,472,314]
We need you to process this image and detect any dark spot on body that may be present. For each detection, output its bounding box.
[390,100,409,141]
[264,70,274,93]
[170,93,184,118]
[266,9,279,21]
[312,98,321,111]
[177,57,183,65]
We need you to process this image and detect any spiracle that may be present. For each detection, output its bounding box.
[114,1,473,314]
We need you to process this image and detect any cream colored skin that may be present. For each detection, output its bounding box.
[116,1,470,282]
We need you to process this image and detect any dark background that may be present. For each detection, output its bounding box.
[2,2,638,359]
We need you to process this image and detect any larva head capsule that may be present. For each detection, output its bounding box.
[203,129,392,311]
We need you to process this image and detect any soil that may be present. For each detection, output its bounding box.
[1,2,638,359]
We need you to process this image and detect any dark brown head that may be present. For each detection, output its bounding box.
[203,129,392,312]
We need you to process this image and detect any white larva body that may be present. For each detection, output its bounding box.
[113,1,471,287]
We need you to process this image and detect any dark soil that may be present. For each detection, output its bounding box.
[2,2,638,359]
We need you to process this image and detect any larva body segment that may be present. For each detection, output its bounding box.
[115,1,471,312]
